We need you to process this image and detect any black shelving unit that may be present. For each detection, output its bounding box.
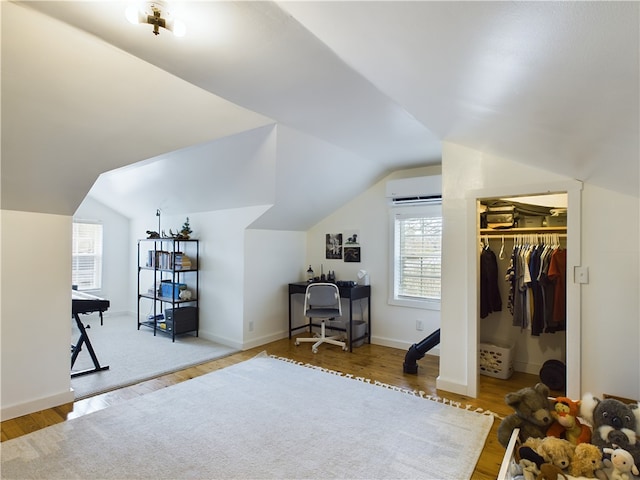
[137,238,199,341]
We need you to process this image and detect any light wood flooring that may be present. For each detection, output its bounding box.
[1,336,547,479]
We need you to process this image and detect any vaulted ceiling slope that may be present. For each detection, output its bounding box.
[2,2,638,227]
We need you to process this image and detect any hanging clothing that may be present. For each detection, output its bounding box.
[548,247,567,330]
[538,245,557,332]
[505,238,566,336]
[480,246,502,318]
[529,245,545,336]
[505,250,516,316]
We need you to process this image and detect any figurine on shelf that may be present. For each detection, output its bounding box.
[146,230,160,239]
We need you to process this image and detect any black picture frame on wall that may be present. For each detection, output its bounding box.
[344,246,360,263]
[325,233,342,259]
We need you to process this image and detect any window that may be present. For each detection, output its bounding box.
[72,222,103,291]
[389,204,442,309]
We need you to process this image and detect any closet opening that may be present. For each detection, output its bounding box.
[477,193,568,395]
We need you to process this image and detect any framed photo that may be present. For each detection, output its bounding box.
[325,233,342,259]
[344,230,360,246]
[344,246,360,263]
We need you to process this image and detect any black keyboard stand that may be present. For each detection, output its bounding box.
[71,312,109,378]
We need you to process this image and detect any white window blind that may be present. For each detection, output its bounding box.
[72,222,103,291]
[390,204,442,308]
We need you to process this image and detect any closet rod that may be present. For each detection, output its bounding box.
[481,233,567,239]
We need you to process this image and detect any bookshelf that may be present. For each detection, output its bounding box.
[137,238,199,341]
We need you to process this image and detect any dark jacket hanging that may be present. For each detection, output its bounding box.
[480,246,502,318]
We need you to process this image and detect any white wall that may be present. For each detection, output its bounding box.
[580,184,639,397]
[1,210,75,420]
[74,196,130,314]
[306,165,443,350]
[439,142,640,400]
[244,229,306,349]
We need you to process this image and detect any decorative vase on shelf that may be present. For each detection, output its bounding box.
[306,265,314,282]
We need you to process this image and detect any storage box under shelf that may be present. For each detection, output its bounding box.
[162,306,198,335]
[479,342,514,379]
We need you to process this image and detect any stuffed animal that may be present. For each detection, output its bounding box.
[518,459,539,480]
[603,447,639,480]
[569,442,604,478]
[498,383,553,448]
[537,463,568,480]
[520,436,575,471]
[581,393,640,466]
[547,396,592,445]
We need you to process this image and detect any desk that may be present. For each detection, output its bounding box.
[71,291,110,378]
[288,282,371,352]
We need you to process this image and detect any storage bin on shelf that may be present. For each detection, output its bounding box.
[160,280,187,299]
[479,342,514,379]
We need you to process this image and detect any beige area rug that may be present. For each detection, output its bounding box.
[70,313,237,399]
[2,353,493,479]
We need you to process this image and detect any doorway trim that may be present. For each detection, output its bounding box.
[465,180,583,398]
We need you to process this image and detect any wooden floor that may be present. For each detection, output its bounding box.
[1,337,544,479]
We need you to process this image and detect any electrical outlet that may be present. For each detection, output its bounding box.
[416,319,424,331]
[249,321,254,332]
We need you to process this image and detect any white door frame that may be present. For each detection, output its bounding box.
[465,180,583,398]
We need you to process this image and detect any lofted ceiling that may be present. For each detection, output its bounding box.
[2,1,638,230]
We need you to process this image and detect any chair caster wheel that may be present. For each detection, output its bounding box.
[342,346,348,351]
[295,341,300,346]
[312,348,318,354]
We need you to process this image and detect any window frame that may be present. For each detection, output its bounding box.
[71,221,103,292]
[388,203,442,311]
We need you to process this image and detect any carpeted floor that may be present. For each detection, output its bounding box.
[3,353,493,479]
[71,313,237,399]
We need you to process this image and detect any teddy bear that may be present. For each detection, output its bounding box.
[580,393,640,466]
[519,436,575,472]
[546,396,592,445]
[498,383,553,448]
[603,447,639,480]
[569,442,604,478]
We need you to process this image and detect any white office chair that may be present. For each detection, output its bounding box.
[295,283,347,353]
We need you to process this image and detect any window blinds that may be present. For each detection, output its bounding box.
[72,222,103,290]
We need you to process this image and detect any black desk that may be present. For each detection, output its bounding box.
[71,291,110,378]
[288,282,371,352]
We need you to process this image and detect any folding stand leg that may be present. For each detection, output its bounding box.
[71,313,109,378]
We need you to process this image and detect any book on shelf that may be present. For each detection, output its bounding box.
[146,251,193,270]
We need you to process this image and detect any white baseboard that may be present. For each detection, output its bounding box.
[242,331,289,350]
[435,375,470,396]
[1,389,75,422]
[371,336,441,357]
[513,361,542,376]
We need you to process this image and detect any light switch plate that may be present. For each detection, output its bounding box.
[574,266,589,284]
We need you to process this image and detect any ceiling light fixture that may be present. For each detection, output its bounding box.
[126,1,186,37]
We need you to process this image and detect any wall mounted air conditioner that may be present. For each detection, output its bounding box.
[386,175,442,206]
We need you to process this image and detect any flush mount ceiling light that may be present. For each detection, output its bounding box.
[126,1,186,37]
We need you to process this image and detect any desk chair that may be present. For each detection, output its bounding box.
[295,283,347,353]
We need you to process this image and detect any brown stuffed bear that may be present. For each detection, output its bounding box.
[498,383,553,448]
[569,442,603,478]
[520,436,575,471]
